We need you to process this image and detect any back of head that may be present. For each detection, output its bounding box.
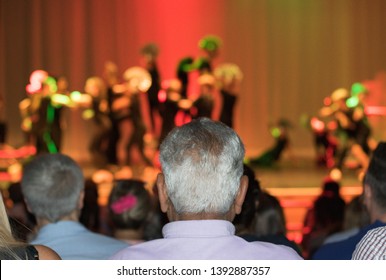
[108,179,151,230]
[322,178,341,198]
[233,164,261,233]
[364,142,386,212]
[159,117,245,214]
[313,193,345,228]
[21,153,84,223]
[343,195,370,230]
[255,191,286,237]
[313,177,345,228]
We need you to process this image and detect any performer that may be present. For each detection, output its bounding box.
[157,79,192,145]
[77,77,112,167]
[175,35,222,99]
[140,43,162,139]
[190,73,221,121]
[21,71,73,154]
[348,82,377,154]
[103,61,121,165]
[20,70,49,147]
[195,35,222,74]
[319,87,369,172]
[248,119,292,168]
[110,66,153,168]
[307,115,337,167]
[176,56,194,99]
[213,63,243,128]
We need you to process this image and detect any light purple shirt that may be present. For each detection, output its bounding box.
[111,220,303,260]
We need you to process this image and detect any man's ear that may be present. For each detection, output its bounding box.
[363,183,372,207]
[77,190,85,210]
[234,175,249,215]
[24,199,32,213]
[157,173,169,213]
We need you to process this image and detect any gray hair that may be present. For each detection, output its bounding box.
[159,118,245,214]
[21,153,84,222]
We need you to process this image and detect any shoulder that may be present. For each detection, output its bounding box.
[352,226,386,260]
[110,239,163,260]
[249,241,303,260]
[34,245,61,260]
[312,232,363,260]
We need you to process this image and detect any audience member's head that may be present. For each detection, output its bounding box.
[157,117,247,221]
[343,195,370,230]
[233,164,260,235]
[20,153,129,260]
[108,179,152,242]
[362,142,386,222]
[255,191,287,237]
[321,177,340,197]
[79,178,100,232]
[313,194,346,231]
[21,153,84,224]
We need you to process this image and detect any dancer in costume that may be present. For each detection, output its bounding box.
[214,63,243,128]
[175,35,222,98]
[110,67,153,168]
[319,87,370,174]
[157,79,193,145]
[140,43,162,139]
[249,119,292,168]
[21,71,73,154]
[195,35,222,74]
[77,77,112,167]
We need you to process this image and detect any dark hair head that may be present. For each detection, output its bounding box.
[108,179,151,230]
[233,164,261,230]
[364,142,386,211]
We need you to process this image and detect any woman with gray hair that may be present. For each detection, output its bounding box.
[111,118,302,260]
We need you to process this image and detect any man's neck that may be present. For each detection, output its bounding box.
[114,229,144,241]
[170,212,232,222]
[372,212,386,224]
[36,211,79,230]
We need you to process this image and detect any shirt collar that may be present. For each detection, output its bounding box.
[162,220,235,238]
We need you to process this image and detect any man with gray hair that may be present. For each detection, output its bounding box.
[21,153,128,259]
[112,118,302,259]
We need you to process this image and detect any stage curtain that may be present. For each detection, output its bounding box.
[1,0,386,161]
